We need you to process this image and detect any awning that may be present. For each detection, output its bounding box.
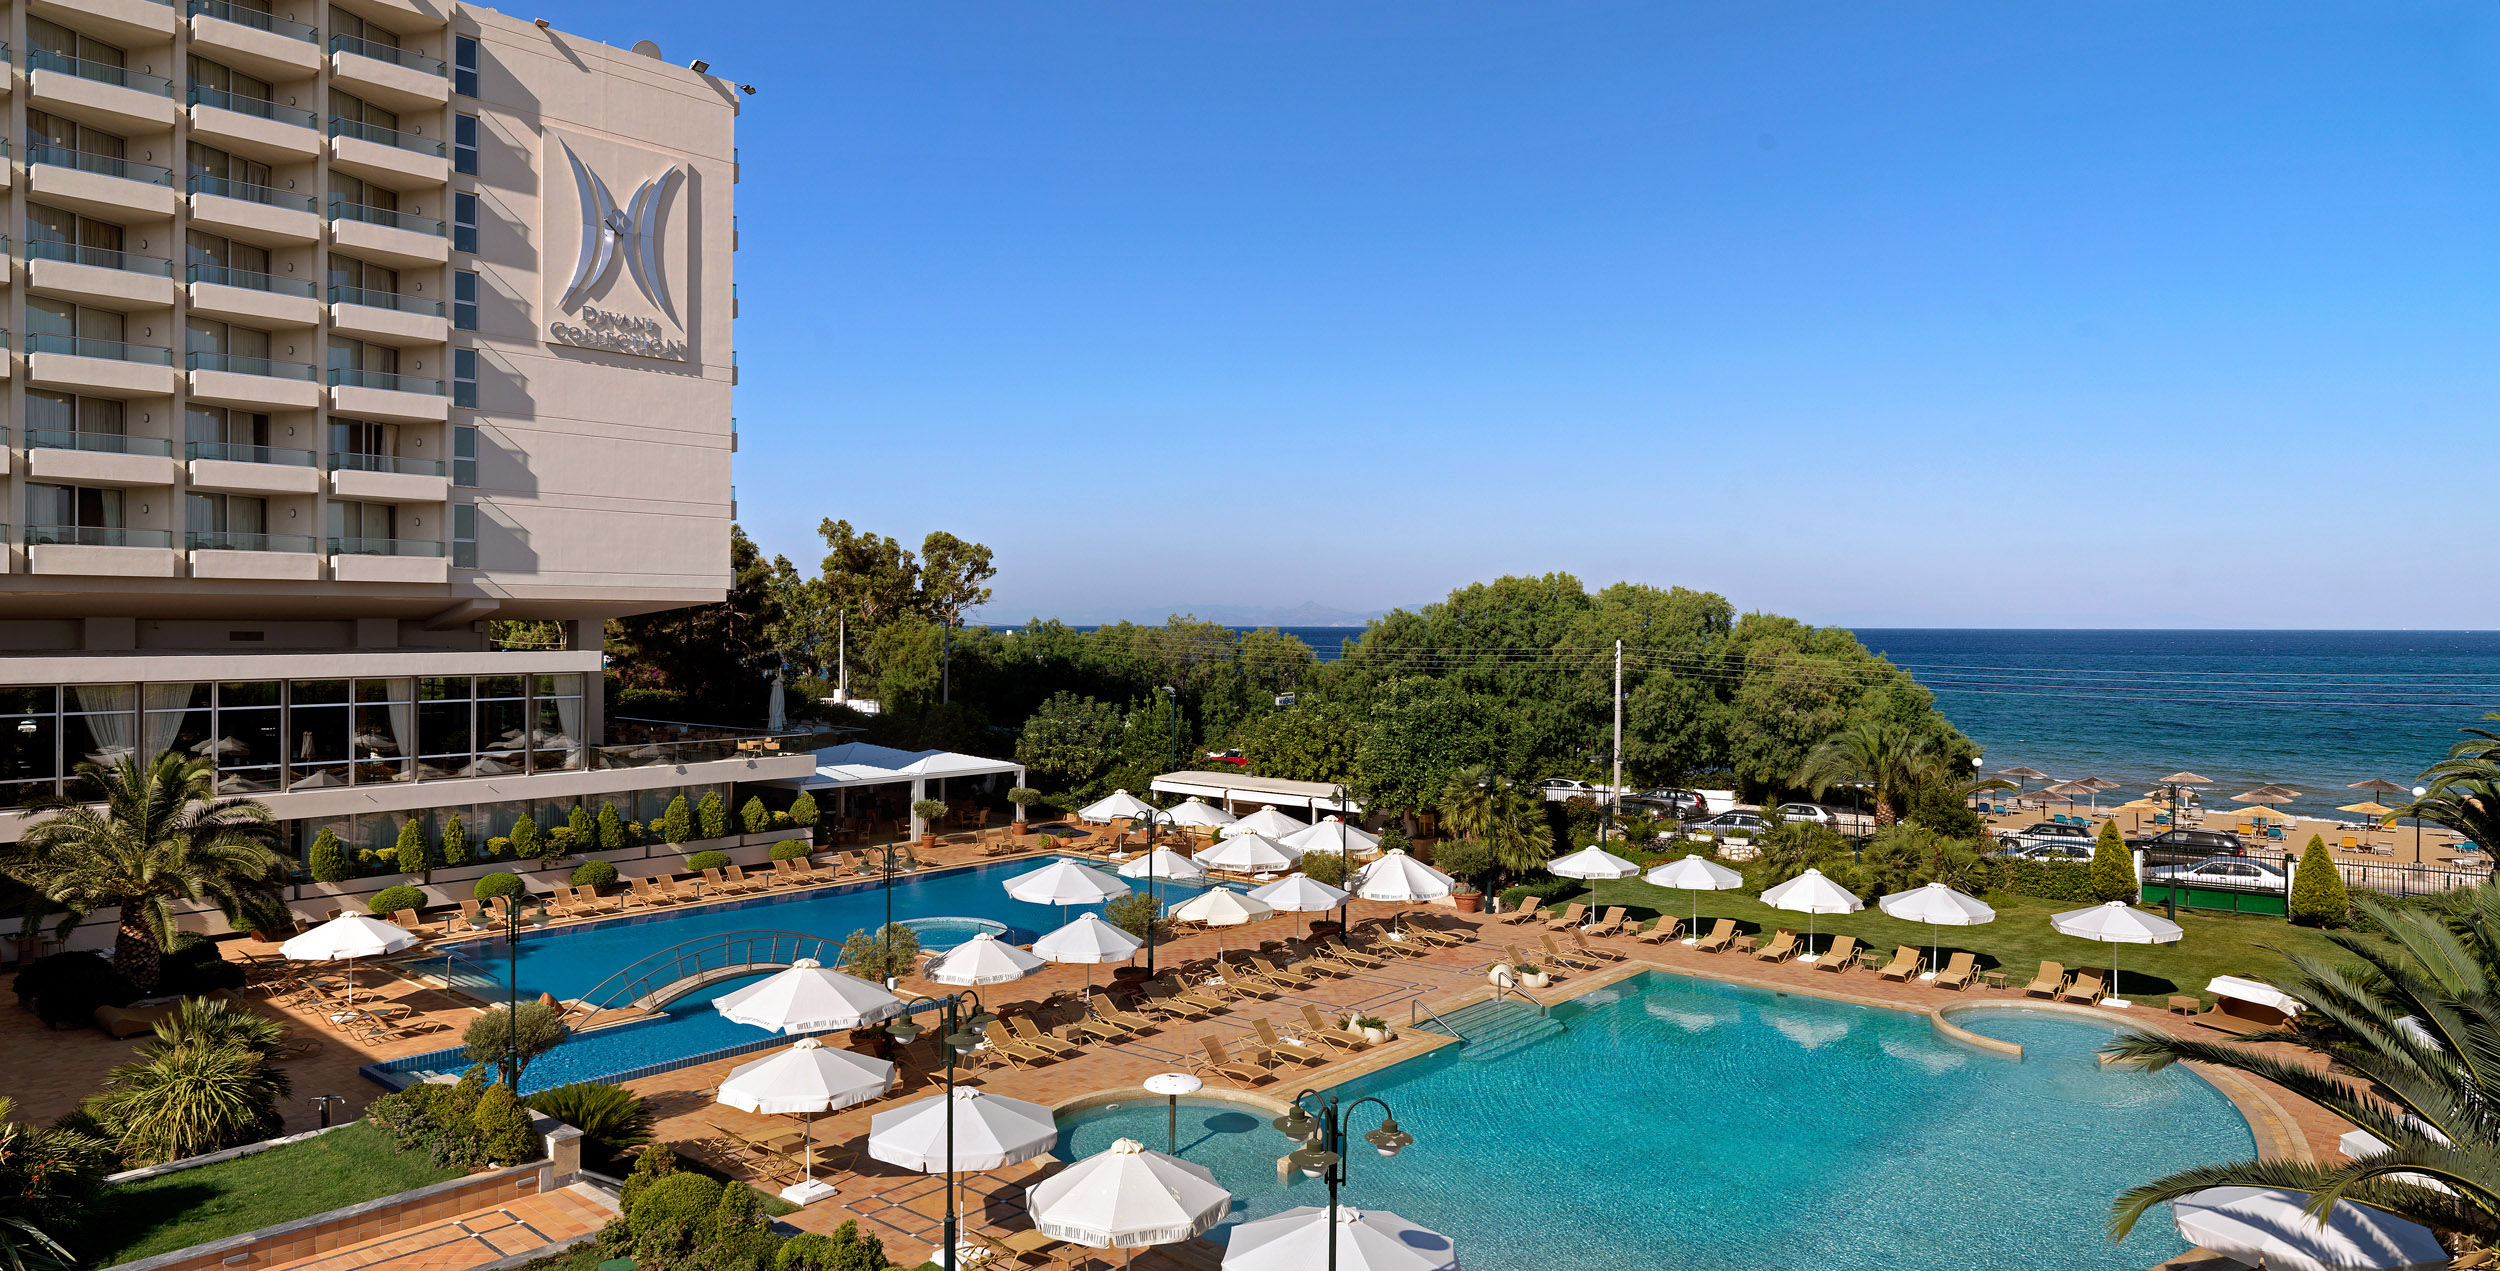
[764,742,1025,792]
[1149,770,1359,814]
[2208,976,2301,1021]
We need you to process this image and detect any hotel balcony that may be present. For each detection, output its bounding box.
[27,0,177,46]
[329,450,448,503]
[187,86,322,163]
[187,263,322,327]
[327,366,447,423]
[326,200,447,268]
[26,332,179,397]
[0,427,10,476]
[329,284,447,344]
[328,116,449,188]
[185,0,322,78]
[189,175,321,245]
[329,535,447,585]
[28,143,177,218]
[187,529,324,581]
[187,440,322,496]
[187,351,322,411]
[328,35,449,111]
[25,524,182,578]
[25,427,181,487]
[26,238,177,309]
[28,49,179,134]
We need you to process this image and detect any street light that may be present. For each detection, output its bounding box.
[497,891,548,1087]
[1132,803,1173,978]
[885,991,996,1271]
[2413,786,2428,864]
[1268,1091,1414,1271]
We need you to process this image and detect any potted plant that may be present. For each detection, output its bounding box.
[1351,1015,1392,1044]
[1433,837,1492,914]
[1516,963,1548,989]
[911,799,949,847]
[1007,787,1042,835]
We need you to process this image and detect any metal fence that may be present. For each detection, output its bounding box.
[2140,848,2490,917]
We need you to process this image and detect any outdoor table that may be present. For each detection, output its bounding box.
[2168,996,2202,1015]
[1732,936,1758,954]
[1980,971,2009,990]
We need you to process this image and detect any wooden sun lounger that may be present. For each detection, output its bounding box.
[1540,902,1589,930]
[1129,985,1208,1021]
[1636,917,1685,944]
[724,863,772,891]
[1875,946,1922,981]
[1582,907,1630,938]
[1007,1014,1083,1057]
[2059,971,2106,1004]
[1752,929,1800,963]
[629,876,681,908]
[1322,938,1389,970]
[1693,919,1739,953]
[1252,1017,1330,1067]
[1096,1002,1159,1034]
[1298,1003,1372,1051]
[1065,1013,1129,1044]
[2023,961,2068,998]
[1496,896,1546,925]
[1814,935,1858,973]
[1570,930,1626,962]
[1935,951,1979,990]
[1191,1036,1275,1087]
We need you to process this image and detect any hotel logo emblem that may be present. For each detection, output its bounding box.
[542,131,692,361]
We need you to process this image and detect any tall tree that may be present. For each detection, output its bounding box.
[1436,765,1553,889]
[2388,713,2500,850]
[1795,721,1944,827]
[604,526,791,721]
[917,531,997,703]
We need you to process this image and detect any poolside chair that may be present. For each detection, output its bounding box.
[1635,917,1684,945]
[1252,1017,1331,1067]
[1006,1014,1083,1058]
[1875,946,1922,981]
[1814,935,1858,973]
[2022,962,2068,998]
[1581,907,1630,938]
[1191,1036,1275,1087]
[1315,938,1388,971]
[1064,1012,1129,1045]
[664,877,704,904]
[1752,929,1800,963]
[1535,936,1600,970]
[1570,930,1626,963]
[2059,970,2106,1005]
[455,899,485,929]
[1496,896,1546,925]
[724,863,771,892]
[1400,920,1468,949]
[979,1030,1060,1069]
[1165,976,1235,1012]
[1245,955,1316,990]
[629,876,681,908]
[784,856,823,884]
[1298,1004,1373,1051]
[1693,919,1739,953]
[388,909,427,935]
[1934,951,1979,991]
[1126,984,1207,1022]
[1096,1001,1160,1035]
[1540,903,1589,931]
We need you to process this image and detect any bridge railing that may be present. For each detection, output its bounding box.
[564,929,842,1019]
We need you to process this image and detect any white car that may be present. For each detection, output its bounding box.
[1688,811,1768,837]
[2148,856,2289,894]
[1535,778,1599,800]
[1764,804,1837,826]
[2008,841,2096,862]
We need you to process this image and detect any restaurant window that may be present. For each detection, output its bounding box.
[417,676,474,780]
[288,679,351,789]
[62,686,136,799]
[0,687,60,808]
[531,674,584,771]
[143,683,212,771]
[354,678,415,784]
[476,677,527,774]
[214,681,283,791]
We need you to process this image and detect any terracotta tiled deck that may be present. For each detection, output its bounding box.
[261,1184,611,1271]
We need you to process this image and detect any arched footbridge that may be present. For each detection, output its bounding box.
[563,930,842,1020]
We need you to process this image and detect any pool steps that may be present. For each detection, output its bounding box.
[1431,998,1567,1062]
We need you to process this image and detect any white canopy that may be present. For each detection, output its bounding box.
[2051,900,2184,1000]
[281,913,420,962]
[1026,1138,1234,1249]
[715,1036,895,1116]
[714,958,906,1034]
[2209,975,2302,1022]
[1758,867,1864,955]
[1032,913,1145,965]
[1078,790,1159,822]
[1171,888,1273,927]
[1232,807,1310,838]
[924,933,1045,987]
[1283,817,1382,857]
[1118,846,1209,882]
[1222,1206,1459,1271]
[2171,1187,2449,1271]
[1149,770,1359,814]
[1195,832,1302,874]
[1005,858,1131,907]
[1546,844,1640,880]
[1643,853,1746,937]
[1878,883,1996,970]
[1249,873,1350,913]
[867,1087,1057,1173]
[774,741,1024,792]
[1353,850,1455,903]
[1162,798,1237,829]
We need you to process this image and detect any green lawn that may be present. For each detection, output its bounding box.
[79,1121,465,1268]
[1545,875,2355,1004]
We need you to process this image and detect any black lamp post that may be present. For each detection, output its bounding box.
[885,992,995,1271]
[1270,1090,1414,1271]
[1134,804,1171,979]
[498,891,546,1087]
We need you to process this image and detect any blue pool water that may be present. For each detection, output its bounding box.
[1057,971,2252,1271]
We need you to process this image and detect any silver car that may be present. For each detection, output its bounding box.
[2148,855,2289,894]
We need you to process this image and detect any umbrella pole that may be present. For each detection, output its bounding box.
[803,1112,814,1181]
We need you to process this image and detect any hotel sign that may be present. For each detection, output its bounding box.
[542,130,692,361]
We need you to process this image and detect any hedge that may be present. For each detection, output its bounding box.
[369,885,427,915]
[687,850,732,872]
[1995,858,2099,903]
[769,840,812,862]
[572,859,620,889]
[474,872,524,901]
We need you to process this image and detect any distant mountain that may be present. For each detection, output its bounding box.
[982,601,1392,628]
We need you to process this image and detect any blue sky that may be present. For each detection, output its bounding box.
[545,2,2500,628]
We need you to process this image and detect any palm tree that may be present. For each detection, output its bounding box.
[152,996,291,1058]
[5,754,286,994]
[1795,722,1945,827]
[1435,766,1553,891]
[0,1097,109,1271]
[85,1036,289,1167]
[2099,884,2500,1244]
[2387,714,2500,849]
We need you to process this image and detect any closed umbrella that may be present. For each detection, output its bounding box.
[1222,1206,1459,1271]
[1026,1137,1233,1251]
[2170,1187,2448,1271]
[1117,846,1207,882]
[1876,882,1996,974]
[1546,845,1640,921]
[1195,832,1301,875]
[1758,867,1864,960]
[924,933,1044,987]
[1005,858,1131,926]
[1232,807,1309,838]
[1644,854,1745,941]
[1283,817,1383,858]
[2050,899,2183,1005]
[1031,913,1144,998]
[715,1036,894,1204]
[1078,790,1158,823]
[1163,798,1237,829]
[281,913,419,1010]
[1249,872,1349,937]
[715,958,905,1034]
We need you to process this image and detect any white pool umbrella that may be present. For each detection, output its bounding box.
[1223,1206,1458,1271]
[1353,850,1455,903]
[923,933,1045,987]
[1078,790,1158,822]
[1250,872,1349,937]
[868,1086,1057,1173]
[1877,882,1997,971]
[1758,868,1865,958]
[282,912,420,1009]
[2171,1187,2448,1271]
[1027,1137,1233,1249]
[1005,858,1131,925]
[1163,798,1237,829]
[715,1036,894,1198]
[2051,900,2183,1002]
[1644,855,1746,938]
[1282,817,1382,857]
[1547,844,1639,919]
[1195,832,1302,874]
[715,958,906,1034]
[1118,846,1208,882]
[1170,887,1272,926]
[1033,912,1145,997]
[1232,807,1308,838]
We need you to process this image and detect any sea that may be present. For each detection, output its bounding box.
[1035,625,2500,817]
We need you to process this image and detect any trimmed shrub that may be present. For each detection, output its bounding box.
[2290,835,2351,926]
[568,804,596,849]
[775,1222,889,1271]
[1300,852,1350,887]
[1997,858,2099,903]
[598,803,627,851]
[662,795,694,844]
[572,859,619,889]
[740,796,769,835]
[618,1141,675,1214]
[309,827,348,883]
[697,792,728,840]
[368,885,427,916]
[686,850,732,872]
[366,1072,487,1169]
[13,951,137,1027]
[474,871,524,901]
[627,1171,724,1240]
[397,820,435,876]
[1104,893,1164,942]
[910,799,948,827]
[1431,838,1493,891]
[486,836,512,859]
[442,813,472,867]
[471,1081,541,1165]
[2088,820,2136,902]
[509,815,544,859]
[788,791,820,840]
[769,840,812,862]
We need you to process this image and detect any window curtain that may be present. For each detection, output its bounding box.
[72,685,134,762]
[142,683,199,762]
[387,695,416,770]
[554,694,583,768]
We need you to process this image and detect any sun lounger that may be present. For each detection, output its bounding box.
[1163,977,1234,1012]
[980,1031,1059,1068]
[1693,919,1739,953]
[1752,929,1800,963]
[1191,1036,1275,1087]
[1525,937,1593,971]
[1540,902,1589,931]
[1096,1002,1159,1034]
[1252,1017,1330,1067]
[1298,1003,1373,1051]
[1583,907,1630,938]
[629,876,681,908]
[1875,946,1922,981]
[1570,930,1626,962]
[2023,961,2068,998]
[1496,896,1546,925]
[1636,917,1685,944]
[1245,956,1316,990]
[724,863,771,892]
[1934,951,1979,990]
[1398,921,1466,948]
[1325,937,1391,969]
[1813,934,1858,973]
[1065,1013,1128,1044]
[2059,970,2106,1005]
[1006,1014,1083,1057]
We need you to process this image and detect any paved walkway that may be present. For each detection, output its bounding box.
[261,1185,611,1271]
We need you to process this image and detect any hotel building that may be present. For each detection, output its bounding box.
[0,0,809,935]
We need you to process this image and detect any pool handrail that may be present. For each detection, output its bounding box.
[561,928,844,1019]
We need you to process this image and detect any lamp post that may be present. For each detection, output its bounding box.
[885,991,995,1271]
[1134,804,1171,979]
[2413,786,2428,864]
[2166,781,2181,921]
[499,891,545,1088]
[1270,1090,1414,1271]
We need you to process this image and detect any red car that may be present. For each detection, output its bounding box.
[1205,750,1250,769]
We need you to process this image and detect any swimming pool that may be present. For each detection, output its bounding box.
[1056,971,2252,1271]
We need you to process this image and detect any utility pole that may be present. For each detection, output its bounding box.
[836,608,848,700]
[1607,638,1624,844]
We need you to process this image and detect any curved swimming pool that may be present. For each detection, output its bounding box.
[1055,971,2251,1271]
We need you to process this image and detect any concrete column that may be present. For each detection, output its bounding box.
[908,778,925,839]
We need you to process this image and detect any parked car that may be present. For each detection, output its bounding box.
[2147,855,2289,894]
[1765,803,1837,826]
[2007,841,2097,862]
[1687,811,1768,838]
[2128,828,2248,868]
[1536,778,1600,799]
[1993,821,2099,852]
[1627,788,1709,818]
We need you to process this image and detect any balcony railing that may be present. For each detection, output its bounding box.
[187,440,317,467]
[327,368,444,396]
[330,451,445,476]
[328,537,444,557]
[189,173,319,213]
[29,143,174,188]
[327,200,445,237]
[27,333,175,365]
[329,285,444,316]
[188,84,318,130]
[186,351,318,381]
[186,530,318,553]
[27,238,173,277]
[329,116,445,158]
[28,526,175,549]
[590,729,817,771]
[28,428,175,457]
[27,49,175,97]
[190,0,319,42]
[188,263,320,298]
[330,34,446,77]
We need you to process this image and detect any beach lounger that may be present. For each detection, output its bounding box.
[629,876,681,908]
[2023,962,2068,998]
[1315,939,1388,971]
[723,863,771,892]
[1635,917,1685,944]
[1242,956,1314,990]
[2059,971,2106,1005]
[1875,946,1922,981]
[1065,1013,1129,1045]
[1126,985,1203,1022]
[1530,936,1598,970]
[1752,929,1800,963]
[1399,921,1467,949]
[1583,907,1630,938]
[1693,919,1739,953]
[1006,1014,1083,1057]
[1934,951,1979,990]
[1813,935,1858,973]
[979,1031,1059,1069]
[1570,930,1626,962]
[1096,1002,1160,1035]
[1540,903,1589,931]
[1167,976,1236,1011]
[1190,1036,1275,1087]
[1298,1004,1373,1051]
[702,867,758,896]
[1496,896,1545,925]
[1252,1017,1330,1067]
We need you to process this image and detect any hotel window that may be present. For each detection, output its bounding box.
[332,418,399,472]
[186,318,273,372]
[27,389,128,447]
[141,683,212,774]
[452,502,477,568]
[476,677,528,774]
[214,681,283,792]
[330,255,398,302]
[28,110,125,164]
[354,678,416,784]
[452,425,477,486]
[328,173,397,216]
[452,348,478,408]
[453,270,477,331]
[452,192,479,253]
[328,6,400,51]
[26,484,125,542]
[453,35,480,97]
[289,679,351,789]
[27,204,126,270]
[188,58,274,117]
[532,675,585,771]
[28,298,131,356]
[187,230,271,287]
[417,677,474,780]
[453,114,478,175]
[187,143,274,196]
[186,493,268,549]
[61,686,137,798]
[329,500,396,551]
[0,688,60,809]
[30,19,125,72]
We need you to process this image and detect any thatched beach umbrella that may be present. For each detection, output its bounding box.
[1998,766,2051,804]
[2038,779,2099,813]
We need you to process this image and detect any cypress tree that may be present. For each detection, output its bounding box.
[697,791,727,840]
[789,791,820,843]
[310,827,348,883]
[2088,819,2135,902]
[442,813,472,866]
[598,802,626,851]
[2289,834,2350,926]
[740,795,769,835]
[661,794,693,844]
[396,819,433,876]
